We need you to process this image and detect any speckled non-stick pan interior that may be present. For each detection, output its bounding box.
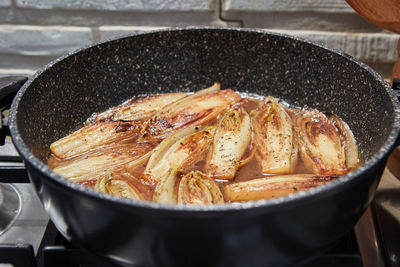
[13,28,397,163]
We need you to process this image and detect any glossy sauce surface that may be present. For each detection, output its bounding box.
[48,90,359,204]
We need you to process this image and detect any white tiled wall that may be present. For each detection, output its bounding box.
[15,0,211,11]
[0,0,397,79]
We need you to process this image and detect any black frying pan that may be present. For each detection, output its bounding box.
[6,28,400,267]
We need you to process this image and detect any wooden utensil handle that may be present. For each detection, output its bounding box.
[390,39,400,84]
[388,38,400,179]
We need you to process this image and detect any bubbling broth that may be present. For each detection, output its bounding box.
[48,83,361,204]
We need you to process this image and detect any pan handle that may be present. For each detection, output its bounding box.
[393,78,400,148]
[393,78,400,97]
[392,78,400,146]
[0,76,28,145]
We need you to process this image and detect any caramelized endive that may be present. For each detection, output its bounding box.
[252,97,298,174]
[143,84,241,140]
[88,92,186,123]
[95,174,142,200]
[207,105,252,180]
[152,168,180,204]
[224,174,337,202]
[294,109,348,175]
[50,121,141,159]
[48,83,361,204]
[50,140,154,182]
[178,171,224,205]
[326,113,360,170]
[142,126,215,185]
[152,169,224,205]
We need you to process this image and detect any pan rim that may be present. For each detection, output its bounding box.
[9,26,400,213]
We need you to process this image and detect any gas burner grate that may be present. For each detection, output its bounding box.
[37,221,362,267]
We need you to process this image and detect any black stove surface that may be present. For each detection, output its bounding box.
[0,218,363,267]
[44,229,362,267]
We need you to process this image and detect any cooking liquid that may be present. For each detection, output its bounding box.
[48,93,319,202]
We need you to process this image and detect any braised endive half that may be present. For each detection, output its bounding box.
[87,92,186,123]
[152,168,180,204]
[50,121,141,159]
[142,126,215,185]
[51,141,154,182]
[326,113,360,170]
[207,105,252,180]
[95,174,142,200]
[178,171,224,205]
[224,174,337,202]
[294,109,349,175]
[143,84,241,140]
[152,169,224,205]
[252,97,298,174]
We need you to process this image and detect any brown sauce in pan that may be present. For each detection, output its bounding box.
[48,90,360,204]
